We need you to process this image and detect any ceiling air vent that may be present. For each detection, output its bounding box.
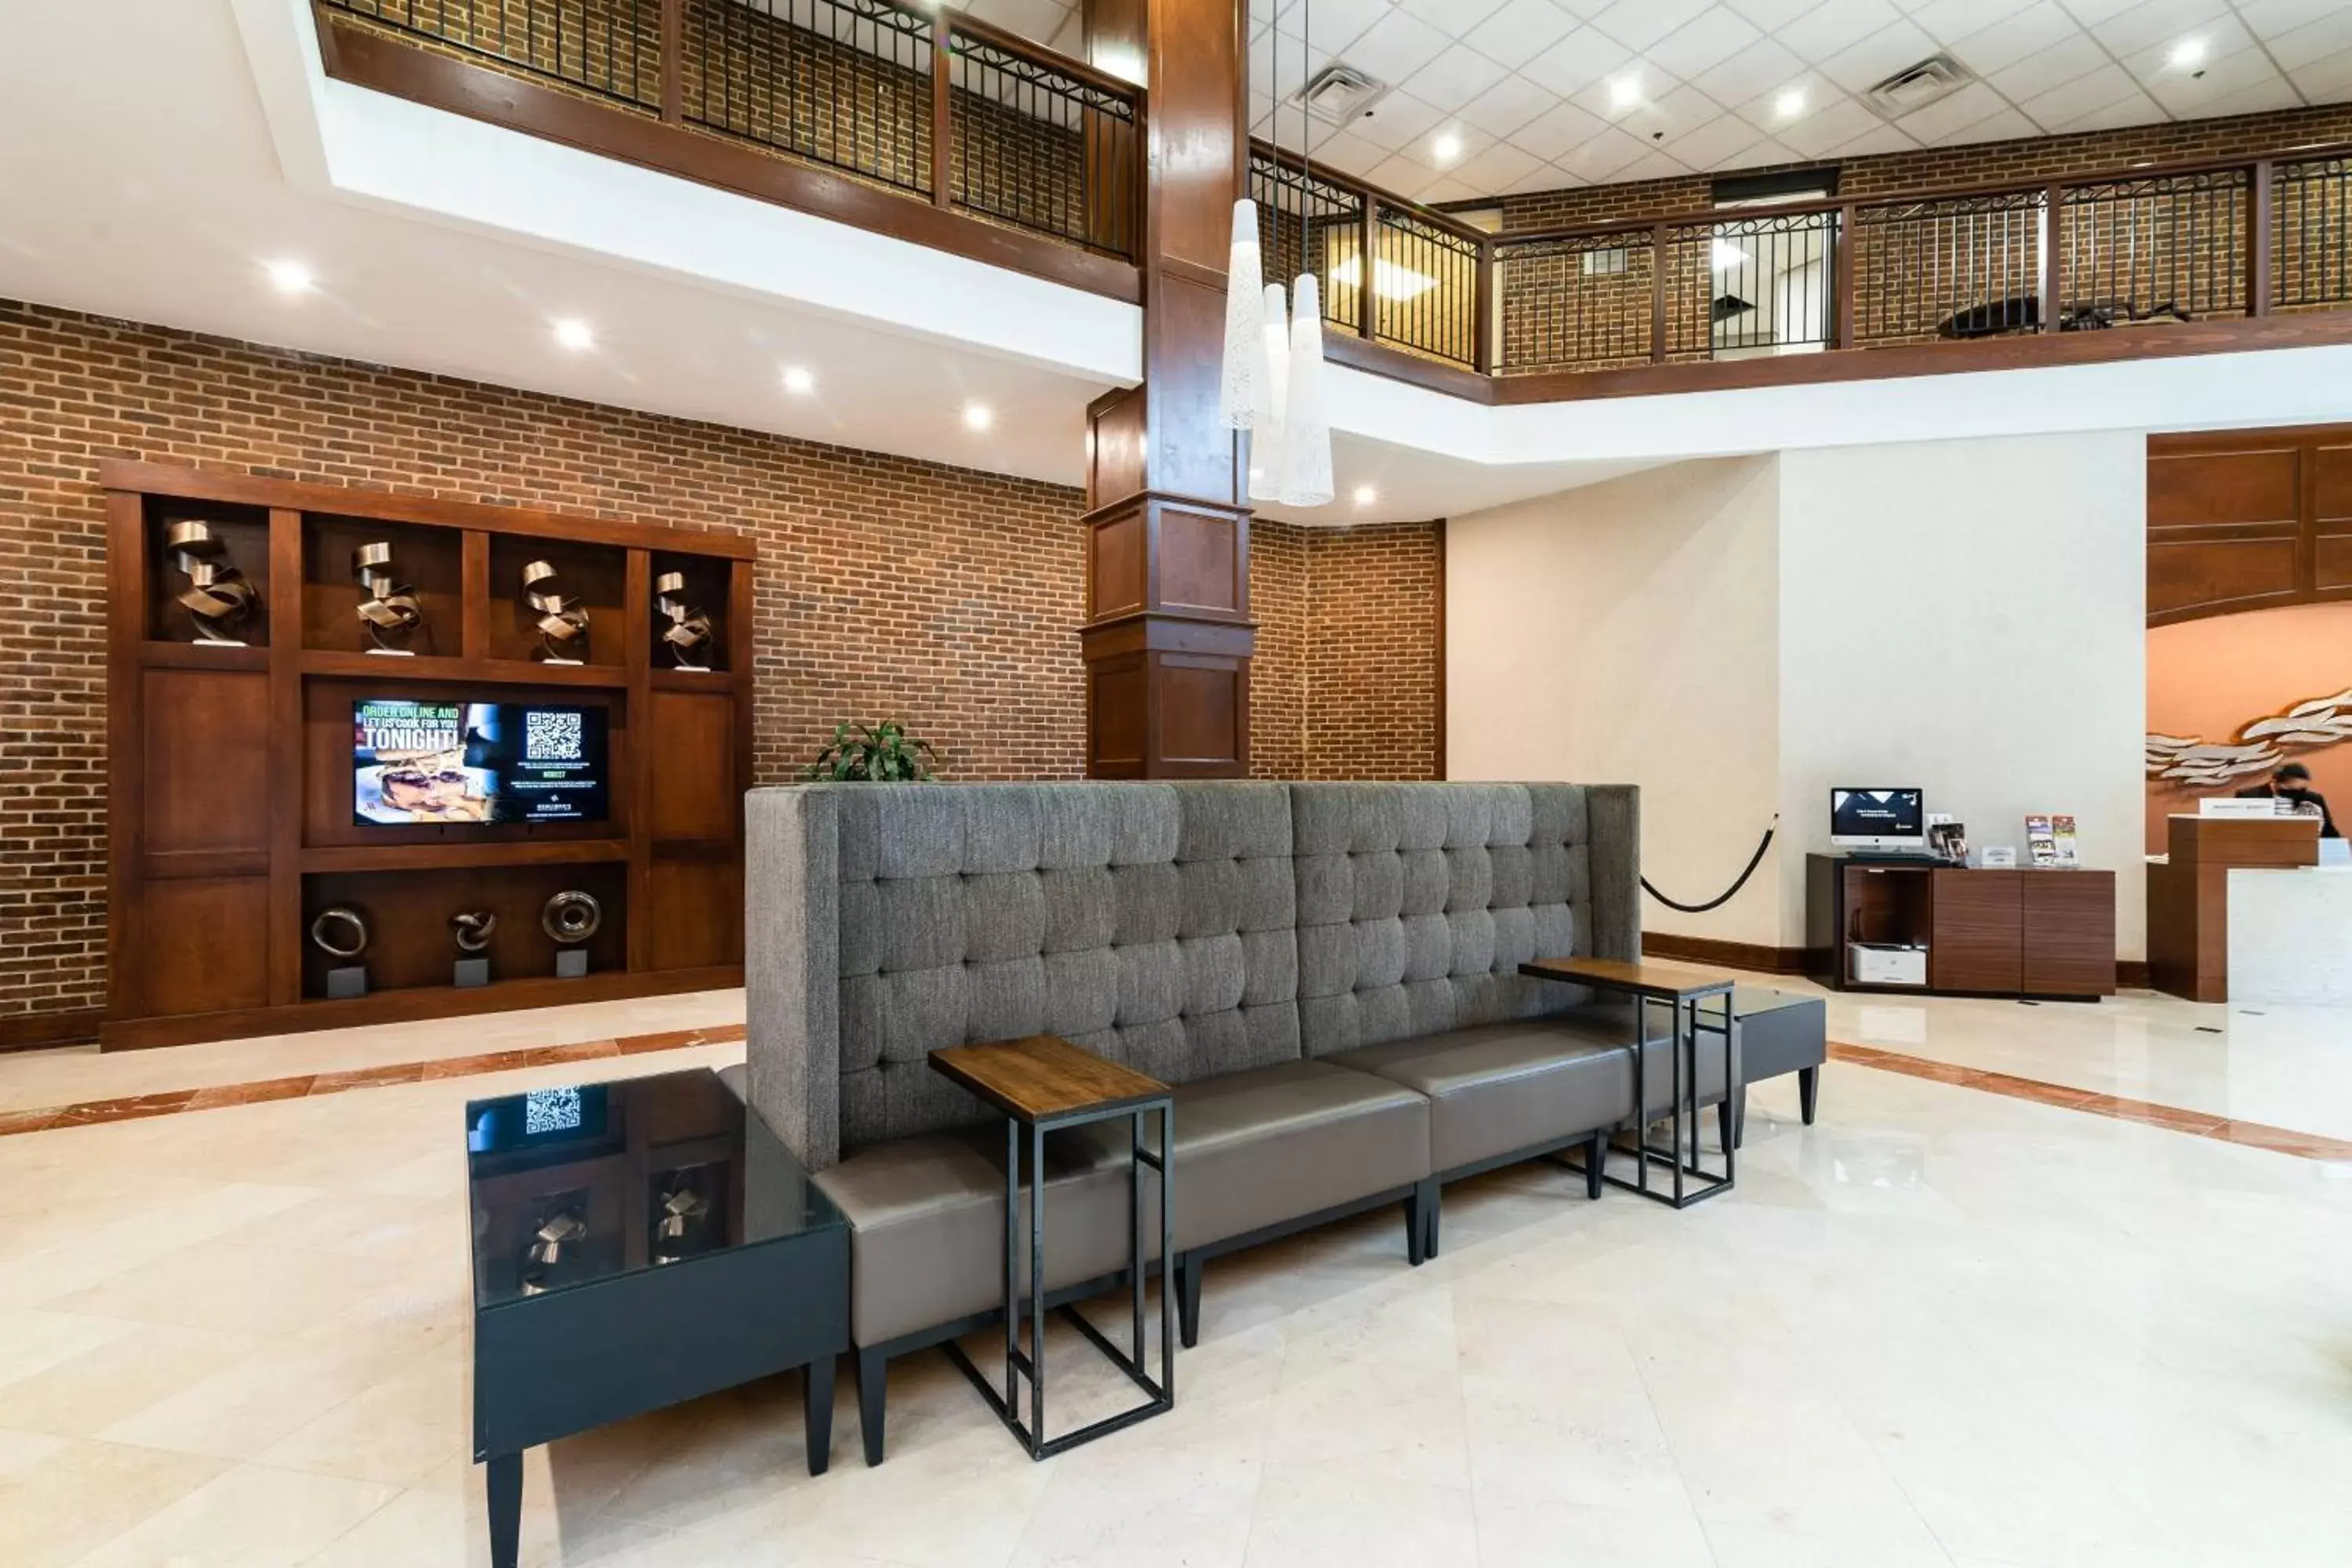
[1865,55,1973,118]
[1291,64,1388,126]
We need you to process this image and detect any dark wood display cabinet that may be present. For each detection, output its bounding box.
[1806,855,2117,1000]
[102,462,754,1049]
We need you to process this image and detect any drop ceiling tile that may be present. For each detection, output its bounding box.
[1521,27,1636,98]
[1419,174,1486,205]
[1918,104,2038,147]
[1647,7,1764,82]
[1403,44,1512,111]
[1399,0,1512,31]
[2125,25,2270,98]
[1465,0,1581,63]
[1588,0,1715,54]
[2047,86,2168,133]
[1456,139,1548,191]
[2091,0,2236,61]
[1509,98,1612,158]
[2177,74,2304,119]
[1663,113,1769,169]
[1891,78,2006,143]
[1336,9,1453,85]
[2053,0,2138,23]
[1352,90,1448,151]
[1820,20,1941,96]
[1252,27,1334,101]
[1775,0,1907,64]
[2240,0,2343,40]
[1826,122,1922,158]
[1719,136,1801,169]
[1368,152,1443,199]
[1554,125,1658,180]
[1616,147,1697,182]
[1388,122,1496,177]
[1457,72,1558,139]
[2288,45,2352,99]
[1691,38,1805,107]
[1945,0,2078,77]
[1265,0,1396,54]
[1313,125,1394,178]
[2020,64,2147,128]
[2269,10,2352,71]
[1984,32,2111,107]
[1725,0,1824,27]
[1501,161,1575,194]
[1730,74,1842,136]
[1772,94,1886,157]
[1907,0,2037,47]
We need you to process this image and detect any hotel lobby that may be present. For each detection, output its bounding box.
[5,2,2352,1565]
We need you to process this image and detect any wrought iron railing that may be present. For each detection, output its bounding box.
[319,0,1145,263]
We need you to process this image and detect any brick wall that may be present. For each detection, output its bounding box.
[0,302,1440,1034]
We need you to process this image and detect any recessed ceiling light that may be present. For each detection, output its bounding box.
[1352,485,1378,506]
[1608,74,1642,112]
[782,365,815,395]
[263,260,314,295]
[1774,88,1806,121]
[1432,132,1463,164]
[552,318,594,351]
[964,402,993,431]
[2168,36,2208,71]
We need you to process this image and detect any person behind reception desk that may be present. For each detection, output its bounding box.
[2234,761,2341,839]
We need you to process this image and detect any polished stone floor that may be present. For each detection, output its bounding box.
[1,983,2347,1566]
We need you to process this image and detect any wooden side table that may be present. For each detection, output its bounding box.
[928,1034,1174,1458]
[1520,956,1739,1209]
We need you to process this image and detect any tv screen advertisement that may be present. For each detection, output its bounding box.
[353,699,609,826]
[1831,788,1926,845]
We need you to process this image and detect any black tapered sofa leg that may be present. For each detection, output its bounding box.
[1798,1066,1820,1125]
[1717,1098,1734,1156]
[855,1345,887,1467]
[1404,1183,1429,1267]
[1423,1180,1442,1260]
[1584,1129,1606,1199]
[1732,1083,1748,1149]
[1175,1253,1203,1348]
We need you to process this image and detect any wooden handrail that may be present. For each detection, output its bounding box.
[942,8,1145,106]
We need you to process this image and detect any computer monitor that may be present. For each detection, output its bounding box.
[1831,788,1927,853]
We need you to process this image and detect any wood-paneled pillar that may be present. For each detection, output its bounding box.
[1079,0,1254,778]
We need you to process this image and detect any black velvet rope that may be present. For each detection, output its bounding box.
[1640,817,1778,914]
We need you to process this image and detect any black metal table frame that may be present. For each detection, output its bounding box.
[1610,986,1737,1209]
[940,1095,1175,1459]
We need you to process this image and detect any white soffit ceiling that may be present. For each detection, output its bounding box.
[1247,0,2352,206]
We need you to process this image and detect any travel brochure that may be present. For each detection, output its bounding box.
[2025,813,2080,868]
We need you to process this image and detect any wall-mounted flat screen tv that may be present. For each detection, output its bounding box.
[353,698,609,826]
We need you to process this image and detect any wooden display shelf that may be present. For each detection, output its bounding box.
[300,840,633,873]
[103,463,755,1051]
[98,965,745,1052]
[297,650,631,688]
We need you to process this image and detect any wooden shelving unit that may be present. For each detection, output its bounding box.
[102,462,754,1051]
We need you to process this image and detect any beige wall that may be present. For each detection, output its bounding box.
[1447,430,2149,960]
[1445,458,1784,949]
[1777,433,2149,958]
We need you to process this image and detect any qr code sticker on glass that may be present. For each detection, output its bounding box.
[526,709,584,762]
[524,1086,583,1135]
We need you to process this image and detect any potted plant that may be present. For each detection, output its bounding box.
[801,720,939,782]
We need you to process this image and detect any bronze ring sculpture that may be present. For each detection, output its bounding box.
[541,890,602,944]
[655,570,713,668]
[451,910,497,953]
[165,520,256,643]
[310,906,370,960]
[522,560,590,661]
[354,542,423,652]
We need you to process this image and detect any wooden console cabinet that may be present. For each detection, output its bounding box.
[103,463,754,1050]
[1806,855,2117,1000]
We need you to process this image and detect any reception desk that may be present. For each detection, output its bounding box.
[2146,815,2322,1002]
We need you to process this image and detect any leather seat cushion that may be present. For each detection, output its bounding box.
[1164,1058,1429,1254]
[815,1058,1428,1347]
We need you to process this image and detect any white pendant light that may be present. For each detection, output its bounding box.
[1248,282,1290,504]
[1279,273,1333,506]
[1218,199,1272,429]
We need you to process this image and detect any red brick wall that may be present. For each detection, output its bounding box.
[1488,103,2352,233]
[0,301,1441,1035]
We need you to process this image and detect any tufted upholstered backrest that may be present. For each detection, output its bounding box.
[1290,783,1636,1056]
[746,779,1636,1170]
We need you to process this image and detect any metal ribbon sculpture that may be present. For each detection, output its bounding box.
[542,890,603,945]
[522,560,590,661]
[354,542,423,652]
[654,571,714,668]
[2147,688,2352,785]
[165,521,256,643]
[451,910,497,953]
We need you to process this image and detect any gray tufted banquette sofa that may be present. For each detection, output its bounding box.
[746,780,1734,1465]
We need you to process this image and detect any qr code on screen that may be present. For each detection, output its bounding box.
[525,709,584,762]
[524,1086,583,1135]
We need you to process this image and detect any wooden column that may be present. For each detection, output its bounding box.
[1078,0,1254,779]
